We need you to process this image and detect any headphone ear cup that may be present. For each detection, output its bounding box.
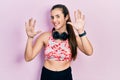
[52,31,60,39]
[60,32,68,40]
[52,30,69,40]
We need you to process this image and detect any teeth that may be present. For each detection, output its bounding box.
[54,23,59,26]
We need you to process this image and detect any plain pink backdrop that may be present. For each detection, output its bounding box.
[0,0,120,80]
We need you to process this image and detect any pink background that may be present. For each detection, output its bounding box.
[0,0,120,80]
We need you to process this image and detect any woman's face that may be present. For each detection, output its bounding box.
[51,8,68,30]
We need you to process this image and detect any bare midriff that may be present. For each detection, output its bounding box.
[44,60,71,71]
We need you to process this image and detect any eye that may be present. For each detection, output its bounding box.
[56,15,60,18]
[51,16,54,19]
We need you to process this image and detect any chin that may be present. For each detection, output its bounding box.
[54,25,61,30]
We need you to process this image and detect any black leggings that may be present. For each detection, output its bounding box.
[40,66,73,80]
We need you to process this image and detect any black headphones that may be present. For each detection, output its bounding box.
[52,29,69,40]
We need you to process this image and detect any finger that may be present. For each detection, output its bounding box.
[33,20,36,27]
[74,11,77,22]
[25,22,27,27]
[67,22,74,26]
[25,22,29,29]
[29,18,33,27]
[77,9,81,19]
[29,18,31,26]
[82,14,85,20]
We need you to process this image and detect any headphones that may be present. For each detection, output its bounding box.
[52,30,69,40]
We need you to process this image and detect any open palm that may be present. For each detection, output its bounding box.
[68,10,85,33]
[25,18,41,38]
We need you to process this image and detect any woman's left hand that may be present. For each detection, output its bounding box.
[67,9,85,34]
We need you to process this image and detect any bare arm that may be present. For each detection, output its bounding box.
[67,10,93,55]
[25,37,33,61]
[24,18,43,62]
[76,34,93,56]
[25,35,44,62]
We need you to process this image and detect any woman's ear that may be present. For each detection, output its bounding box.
[65,15,69,21]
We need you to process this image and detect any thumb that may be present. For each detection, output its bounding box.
[36,30,42,34]
[67,22,74,26]
[34,30,42,36]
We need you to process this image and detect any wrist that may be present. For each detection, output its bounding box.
[79,30,86,37]
[77,29,84,34]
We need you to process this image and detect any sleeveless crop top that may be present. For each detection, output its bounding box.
[44,34,72,61]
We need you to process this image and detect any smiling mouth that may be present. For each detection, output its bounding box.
[54,23,59,26]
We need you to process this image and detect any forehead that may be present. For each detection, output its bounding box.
[51,8,63,16]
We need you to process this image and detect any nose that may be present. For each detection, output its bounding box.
[53,17,57,22]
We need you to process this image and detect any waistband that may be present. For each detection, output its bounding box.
[42,66,72,73]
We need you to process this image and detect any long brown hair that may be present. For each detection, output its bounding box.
[51,4,77,60]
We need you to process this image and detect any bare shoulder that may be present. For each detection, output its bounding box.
[37,31,51,42]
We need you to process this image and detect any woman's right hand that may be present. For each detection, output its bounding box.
[25,18,41,38]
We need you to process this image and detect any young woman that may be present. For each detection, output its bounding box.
[25,4,93,80]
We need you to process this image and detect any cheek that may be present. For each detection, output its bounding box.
[50,19,54,24]
[60,19,66,24]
